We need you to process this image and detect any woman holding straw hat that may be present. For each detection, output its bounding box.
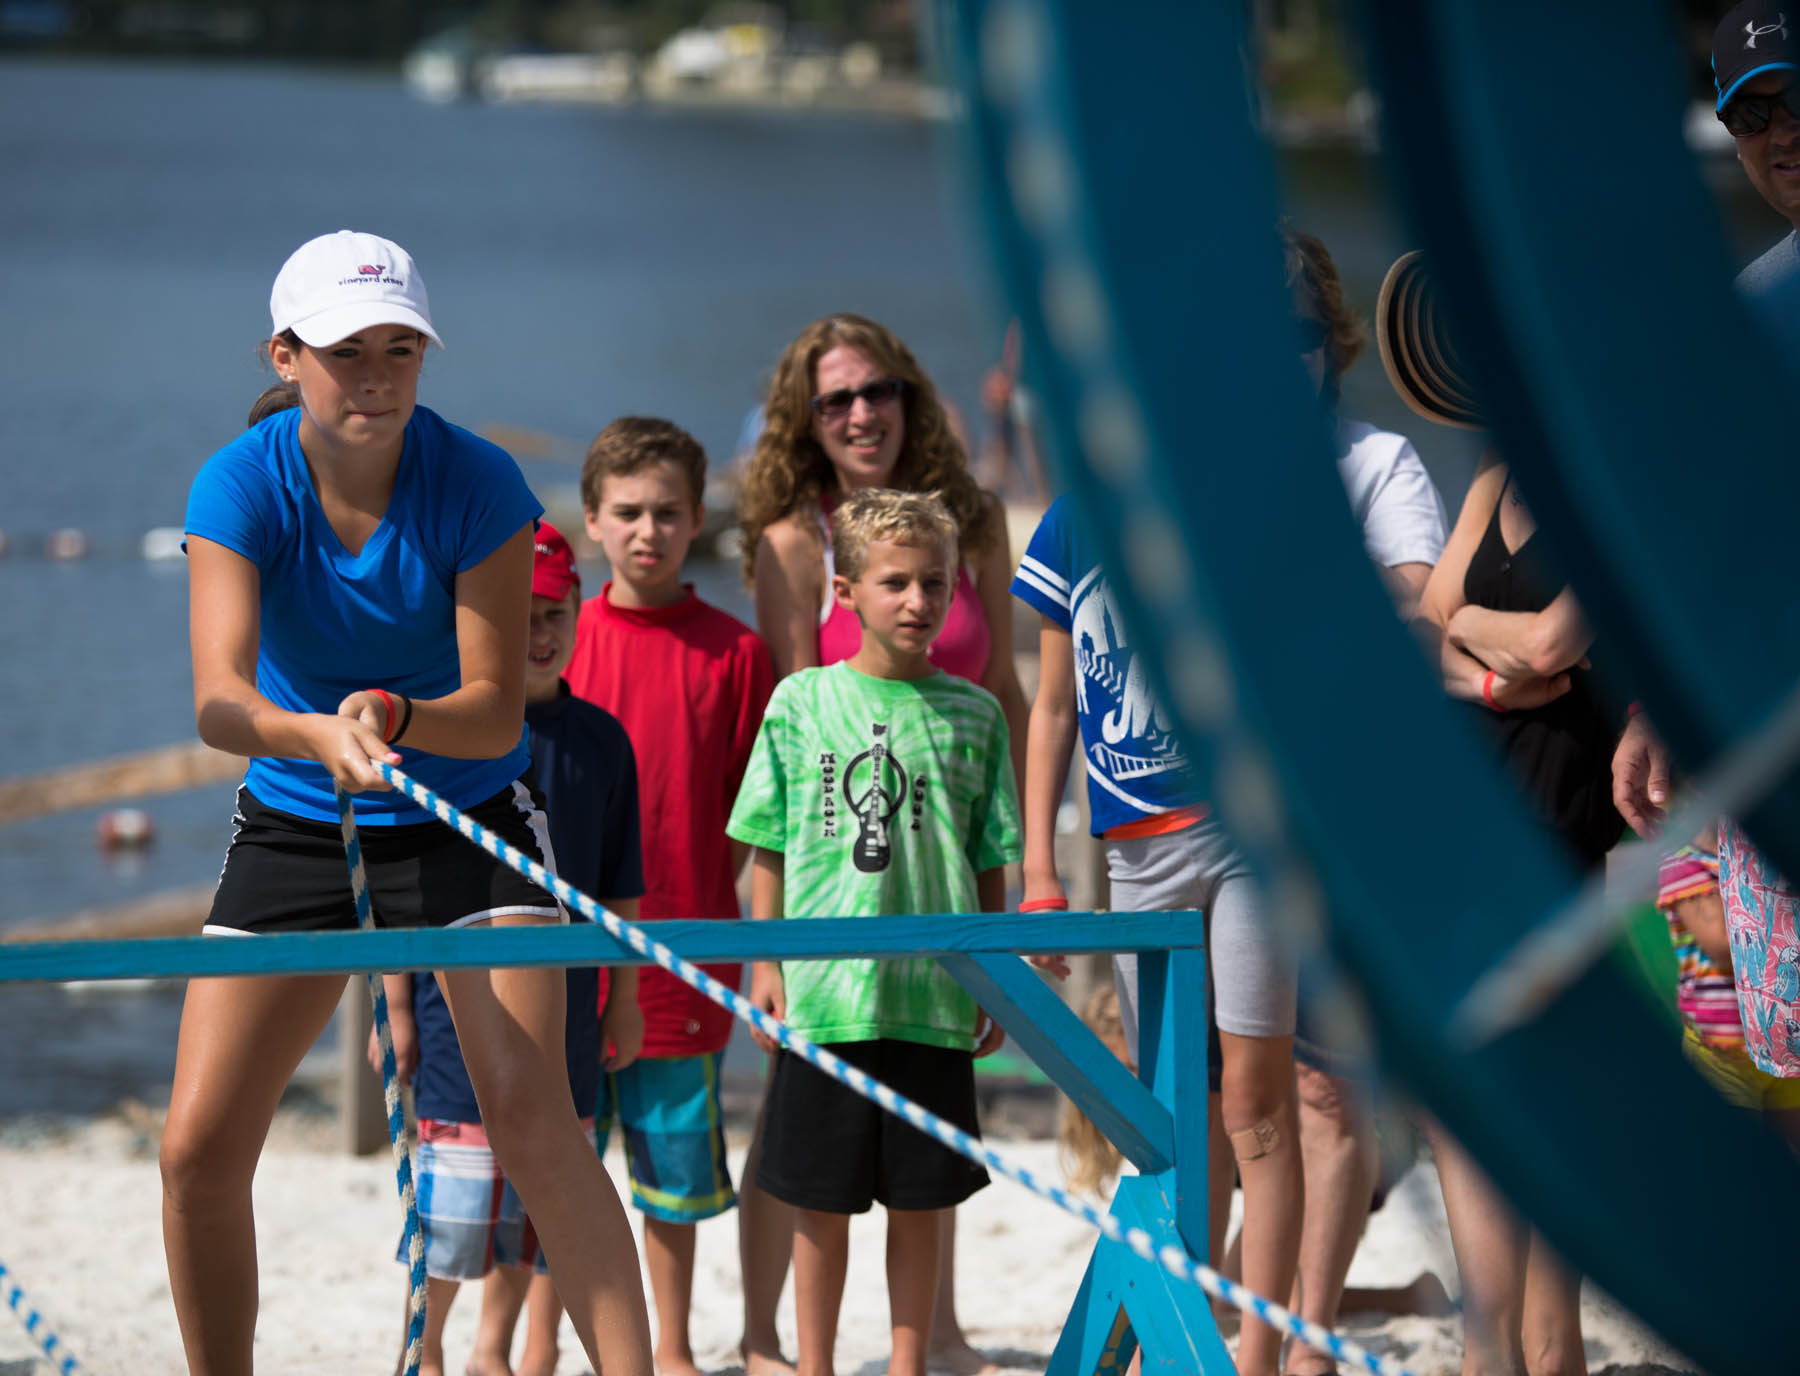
[1390,249,1621,1376]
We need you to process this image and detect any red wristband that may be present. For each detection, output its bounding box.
[368,688,398,742]
[1481,670,1506,713]
[1626,701,1645,719]
[1019,896,1070,913]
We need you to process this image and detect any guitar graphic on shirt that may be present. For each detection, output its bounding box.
[845,722,908,873]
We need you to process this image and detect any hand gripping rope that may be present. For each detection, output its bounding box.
[0,1260,82,1375]
[364,761,1419,1376]
[335,785,428,1376]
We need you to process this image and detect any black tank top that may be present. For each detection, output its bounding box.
[1462,482,1623,867]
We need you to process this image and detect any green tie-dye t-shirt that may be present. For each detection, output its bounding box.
[726,663,1023,1050]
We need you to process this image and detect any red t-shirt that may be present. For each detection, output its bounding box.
[565,584,774,1057]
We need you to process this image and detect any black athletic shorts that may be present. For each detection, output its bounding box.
[204,778,563,935]
[755,1037,990,1214]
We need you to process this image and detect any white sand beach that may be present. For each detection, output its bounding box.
[0,1104,1697,1376]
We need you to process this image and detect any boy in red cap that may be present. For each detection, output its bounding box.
[375,520,650,1376]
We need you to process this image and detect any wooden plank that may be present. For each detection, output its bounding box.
[0,740,242,825]
[938,952,1173,1174]
[3,884,213,942]
[338,983,388,1156]
[0,910,1206,984]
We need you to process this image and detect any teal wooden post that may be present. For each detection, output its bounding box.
[944,942,1231,1376]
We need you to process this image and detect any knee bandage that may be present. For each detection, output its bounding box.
[1229,1116,1281,1161]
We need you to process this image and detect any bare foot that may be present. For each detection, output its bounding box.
[511,1353,554,1376]
[741,1339,798,1376]
[464,1349,513,1376]
[1401,1270,1453,1318]
[656,1348,708,1376]
[926,1337,999,1376]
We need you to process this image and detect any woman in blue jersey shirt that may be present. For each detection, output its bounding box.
[166,230,652,1376]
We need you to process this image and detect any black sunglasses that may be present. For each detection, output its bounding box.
[1720,84,1800,137]
[1294,318,1330,355]
[810,377,907,417]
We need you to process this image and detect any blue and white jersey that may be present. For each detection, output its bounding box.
[1011,497,1205,835]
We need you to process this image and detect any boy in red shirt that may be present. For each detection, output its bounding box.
[565,416,785,1376]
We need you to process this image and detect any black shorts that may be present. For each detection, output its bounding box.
[205,779,563,935]
[755,1037,989,1214]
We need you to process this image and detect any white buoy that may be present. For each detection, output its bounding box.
[142,527,186,561]
[98,808,156,850]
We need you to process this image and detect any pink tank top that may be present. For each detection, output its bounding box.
[815,506,992,683]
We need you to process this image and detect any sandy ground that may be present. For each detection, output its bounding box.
[0,1102,1699,1376]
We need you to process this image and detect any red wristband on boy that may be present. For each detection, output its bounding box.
[1481,670,1506,713]
[1019,897,1070,913]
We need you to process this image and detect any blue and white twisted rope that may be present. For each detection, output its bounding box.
[0,1260,82,1375]
[335,785,427,1376]
[369,761,1417,1376]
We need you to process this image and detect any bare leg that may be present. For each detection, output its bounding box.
[1284,1064,1378,1376]
[161,973,348,1376]
[887,1208,941,1376]
[925,1209,997,1376]
[1208,1090,1237,1331]
[793,1208,851,1376]
[471,1265,530,1376]
[421,1277,463,1376]
[740,1069,797,1376]
[1217,1030,1302,1376]
[438,927,652,1376]
[1426,1120,1528,1376]
[645,1216,705,1376]
[1521,1237,1584,1376]
[517,1272,567,1376]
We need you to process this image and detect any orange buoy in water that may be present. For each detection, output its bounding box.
[46,529,90,561]
[98,808,156,850]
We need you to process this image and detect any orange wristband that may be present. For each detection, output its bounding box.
[1019,897,1070,913]
[1481,670,1506,713]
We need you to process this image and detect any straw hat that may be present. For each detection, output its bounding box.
[1375,250,1483,430]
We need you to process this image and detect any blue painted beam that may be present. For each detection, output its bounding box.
[938,952,1174,1174]
[0,910,1202,984]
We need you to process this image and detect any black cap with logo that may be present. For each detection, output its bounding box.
[1715,1,1800,110]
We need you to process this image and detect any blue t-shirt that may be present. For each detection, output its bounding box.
[184,405,541,824]
[410,684,646,1123]
[1010,496,1204,835]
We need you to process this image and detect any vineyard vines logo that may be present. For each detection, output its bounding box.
[1068,568,1188,807]
[1746,14,1788,46]
[338,264,404,287]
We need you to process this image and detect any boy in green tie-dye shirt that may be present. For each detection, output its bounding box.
[727,489,1021,1376]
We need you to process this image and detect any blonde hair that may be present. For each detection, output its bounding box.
[1280,222,1365,404]
[830,489,959,583]
[1058,986,1127,1197]
[737,313,998,583]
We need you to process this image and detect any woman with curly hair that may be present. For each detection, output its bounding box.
[736,313,1027,1376]
[739,313,1027,766]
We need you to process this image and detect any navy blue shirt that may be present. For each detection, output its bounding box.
[410,682,645,1122]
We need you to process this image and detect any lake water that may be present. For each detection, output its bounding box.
[0,55,1782,1112]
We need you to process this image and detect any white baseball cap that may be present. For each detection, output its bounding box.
[269,230,444,349]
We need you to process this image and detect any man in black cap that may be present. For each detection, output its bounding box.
[1709,0,1800,352]
[1612,0,1800,1089]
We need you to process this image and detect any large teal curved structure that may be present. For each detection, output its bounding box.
[937,2,1800,1370]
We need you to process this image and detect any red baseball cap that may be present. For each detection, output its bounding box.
[532,521,580,600]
